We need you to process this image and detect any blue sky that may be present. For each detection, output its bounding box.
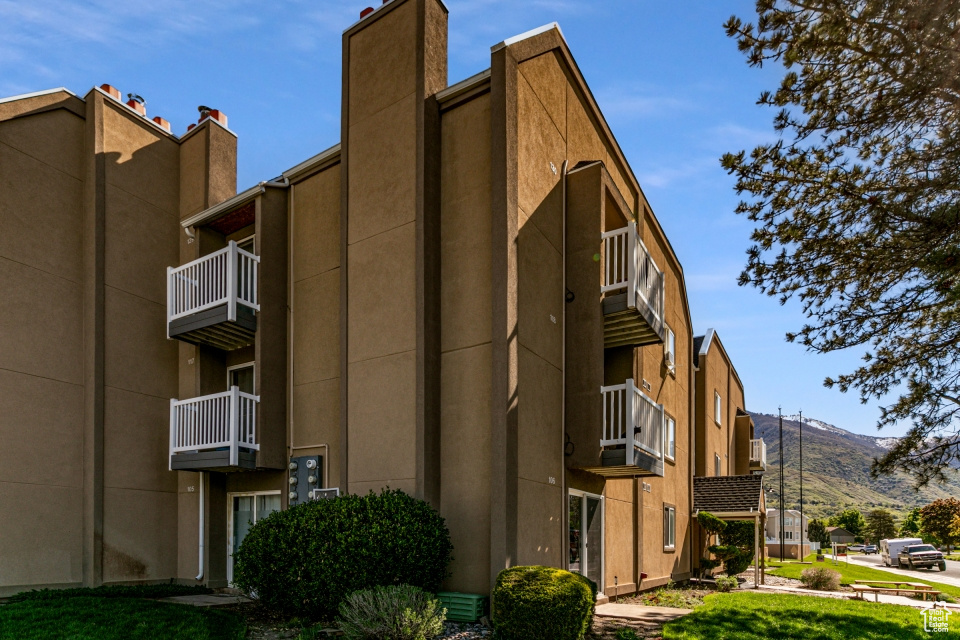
[0,0,902,436]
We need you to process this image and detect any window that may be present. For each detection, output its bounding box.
[665,416,676,461]
[785,530,794,540]
[714,453,721,476]
[663,505,676,549]
[715,392,722,425]
[227,362,255,394]
[664,325,676,372]
[785,517,793,526]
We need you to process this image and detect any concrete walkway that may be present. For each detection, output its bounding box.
[158,593,252,607]
[595,602,692,624]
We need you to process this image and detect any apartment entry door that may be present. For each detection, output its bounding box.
[226,492,280,583]
[569,490,604,592]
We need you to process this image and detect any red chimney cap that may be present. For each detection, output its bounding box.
[99,84,121,100]
[360,6,374,17]
[187,123,196,132]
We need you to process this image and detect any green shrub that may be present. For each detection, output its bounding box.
[337,585,445,640]
[615,628,642,640]
[492,566,596,640]
[8,583,211,603]
[233,489,453,621]
[800,567,841,591]
[714,576,738,592]
[697,512,727,535]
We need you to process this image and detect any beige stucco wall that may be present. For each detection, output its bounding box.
[344,0,421,497]
[99,99,181,583]
[0,101,86,592]
[0,89,191,593]
[695,334,747,478]
[291,165,342,486]
[514,44,694,594]
[438,92,494,593]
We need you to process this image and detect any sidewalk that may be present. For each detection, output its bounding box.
[594,603,692,624]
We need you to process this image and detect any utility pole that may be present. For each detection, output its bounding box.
[779,407,784,562]
[799,410,804,550]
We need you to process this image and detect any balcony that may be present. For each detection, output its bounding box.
[167,240,259,350]
[750,438,767,472]
[169,387,259,471]
[583,379,664,477]
[601,222,665,348]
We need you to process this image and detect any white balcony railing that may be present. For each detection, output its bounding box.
[601,378,664,460]
[750,438,767,467]
[167,240,260,324]
[600,222,664,325]
[169,386,259,467]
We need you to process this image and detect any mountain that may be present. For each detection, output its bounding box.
[749,412,960,520]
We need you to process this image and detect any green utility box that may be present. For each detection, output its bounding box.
[437,592,488,623]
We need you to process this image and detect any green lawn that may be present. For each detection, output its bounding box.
[0,596,245,640]
[662,592,960,639]
[766,556,960,600]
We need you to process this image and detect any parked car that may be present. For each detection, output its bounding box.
[897,544,947,571]
[863,545,878,555]
[848,544,865,552]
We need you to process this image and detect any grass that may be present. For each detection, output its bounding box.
[766,555,960,600]
[0,596,245,640]
[7,583,211,602]
[662,591,960,639]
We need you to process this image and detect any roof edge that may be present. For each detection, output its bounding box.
[491,22,564,53]
[0,87,80,105]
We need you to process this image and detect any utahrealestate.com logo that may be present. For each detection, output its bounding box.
[922,604,952,633]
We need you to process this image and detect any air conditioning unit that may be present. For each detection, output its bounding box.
[664,350,675,367]
[310,488,340,500]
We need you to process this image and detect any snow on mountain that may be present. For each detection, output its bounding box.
[774,414,899,450]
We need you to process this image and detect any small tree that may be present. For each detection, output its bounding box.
[899,507,922,537]
[807,519,830,548]
[697,512,755,576]
[828,509,866,538]
[920,498,960,551]
[697,512,726,577]
[864,509,897,543]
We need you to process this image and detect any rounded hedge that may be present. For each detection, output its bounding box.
[232,489,453,621]
[492,566,596,640]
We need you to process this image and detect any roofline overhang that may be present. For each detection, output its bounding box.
[0,87,79,105]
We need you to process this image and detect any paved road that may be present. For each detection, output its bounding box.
[839,553,960,589]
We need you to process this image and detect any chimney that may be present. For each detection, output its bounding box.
[341,0,447,503]
[125,99,146,116]
[152,116,171,132]
[99,84,121,100]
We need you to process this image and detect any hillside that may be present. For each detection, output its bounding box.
[749,412,960,520]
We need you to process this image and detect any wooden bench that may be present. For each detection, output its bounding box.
[851,584,941,602]
[854,580,933,590]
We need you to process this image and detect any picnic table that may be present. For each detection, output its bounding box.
[851,580,939,602]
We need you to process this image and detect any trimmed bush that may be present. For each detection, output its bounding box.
[232,489,453,621]
[714,576,738,592]
[800,567,841,591]
[492,566,596,640]
[338,584,445,640]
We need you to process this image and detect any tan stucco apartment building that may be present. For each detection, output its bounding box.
[0,0,766,598]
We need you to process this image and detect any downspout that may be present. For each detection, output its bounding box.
[561,159,569,565]
[196,472,205,581]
